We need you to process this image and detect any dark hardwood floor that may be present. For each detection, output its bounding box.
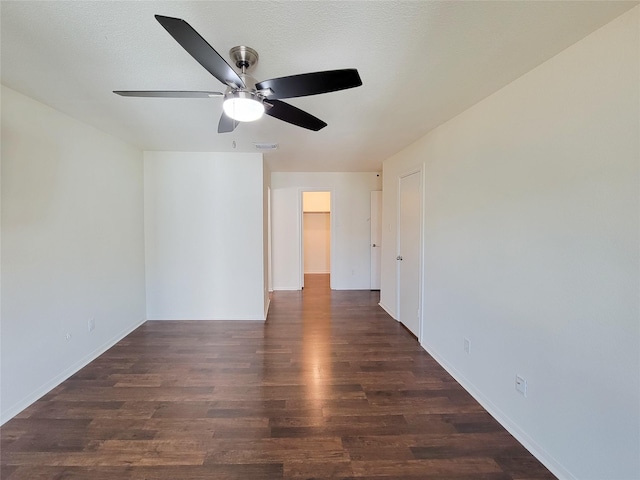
[1,274,556,479]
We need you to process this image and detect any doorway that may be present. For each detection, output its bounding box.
[302,191,331,288]
[397,171,422,338]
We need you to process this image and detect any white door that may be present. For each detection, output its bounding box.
[398,172,421,338]
[370,191,382,290]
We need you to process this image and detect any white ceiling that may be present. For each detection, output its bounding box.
[1,1,636,172]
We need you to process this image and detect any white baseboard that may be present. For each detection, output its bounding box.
[264,297,271,320]
[1,318,146,425]
[420,340,575,480]
[378,301,397,320]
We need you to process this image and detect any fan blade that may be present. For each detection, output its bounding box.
[218,112,239,133]
[265,100,327,131]
[155,15,244,89]
[114,91,223,98]
[256,69,362,100]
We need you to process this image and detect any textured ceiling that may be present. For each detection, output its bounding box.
[1,1,636,172]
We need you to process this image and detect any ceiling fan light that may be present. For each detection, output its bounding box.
[223,91,265,122]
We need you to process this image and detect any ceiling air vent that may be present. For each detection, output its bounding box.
[254,143,279,151]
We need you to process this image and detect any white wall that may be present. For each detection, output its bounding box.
[144,151,267,320]
[1,85,146,423]
[271,172,381,290]
[381,8,639,480]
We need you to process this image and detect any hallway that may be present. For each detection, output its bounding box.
[1,274,555,479]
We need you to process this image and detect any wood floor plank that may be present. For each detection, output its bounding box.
[1,274,556,479]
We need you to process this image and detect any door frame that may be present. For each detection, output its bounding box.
[370,190,383,290]
[396,167,424,342]
[267,185,273,293]
[298,188,335,290]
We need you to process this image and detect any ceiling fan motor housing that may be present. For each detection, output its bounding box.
[230,45,259,72]
[227,46,262,101]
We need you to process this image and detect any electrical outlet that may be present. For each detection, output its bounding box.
[464,338,471,354]
[88,317,95,332]
[516,375,527,396]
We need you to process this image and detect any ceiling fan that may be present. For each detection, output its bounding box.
[114,15,362,133]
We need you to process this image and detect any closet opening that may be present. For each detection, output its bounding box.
[301,191,331,289]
